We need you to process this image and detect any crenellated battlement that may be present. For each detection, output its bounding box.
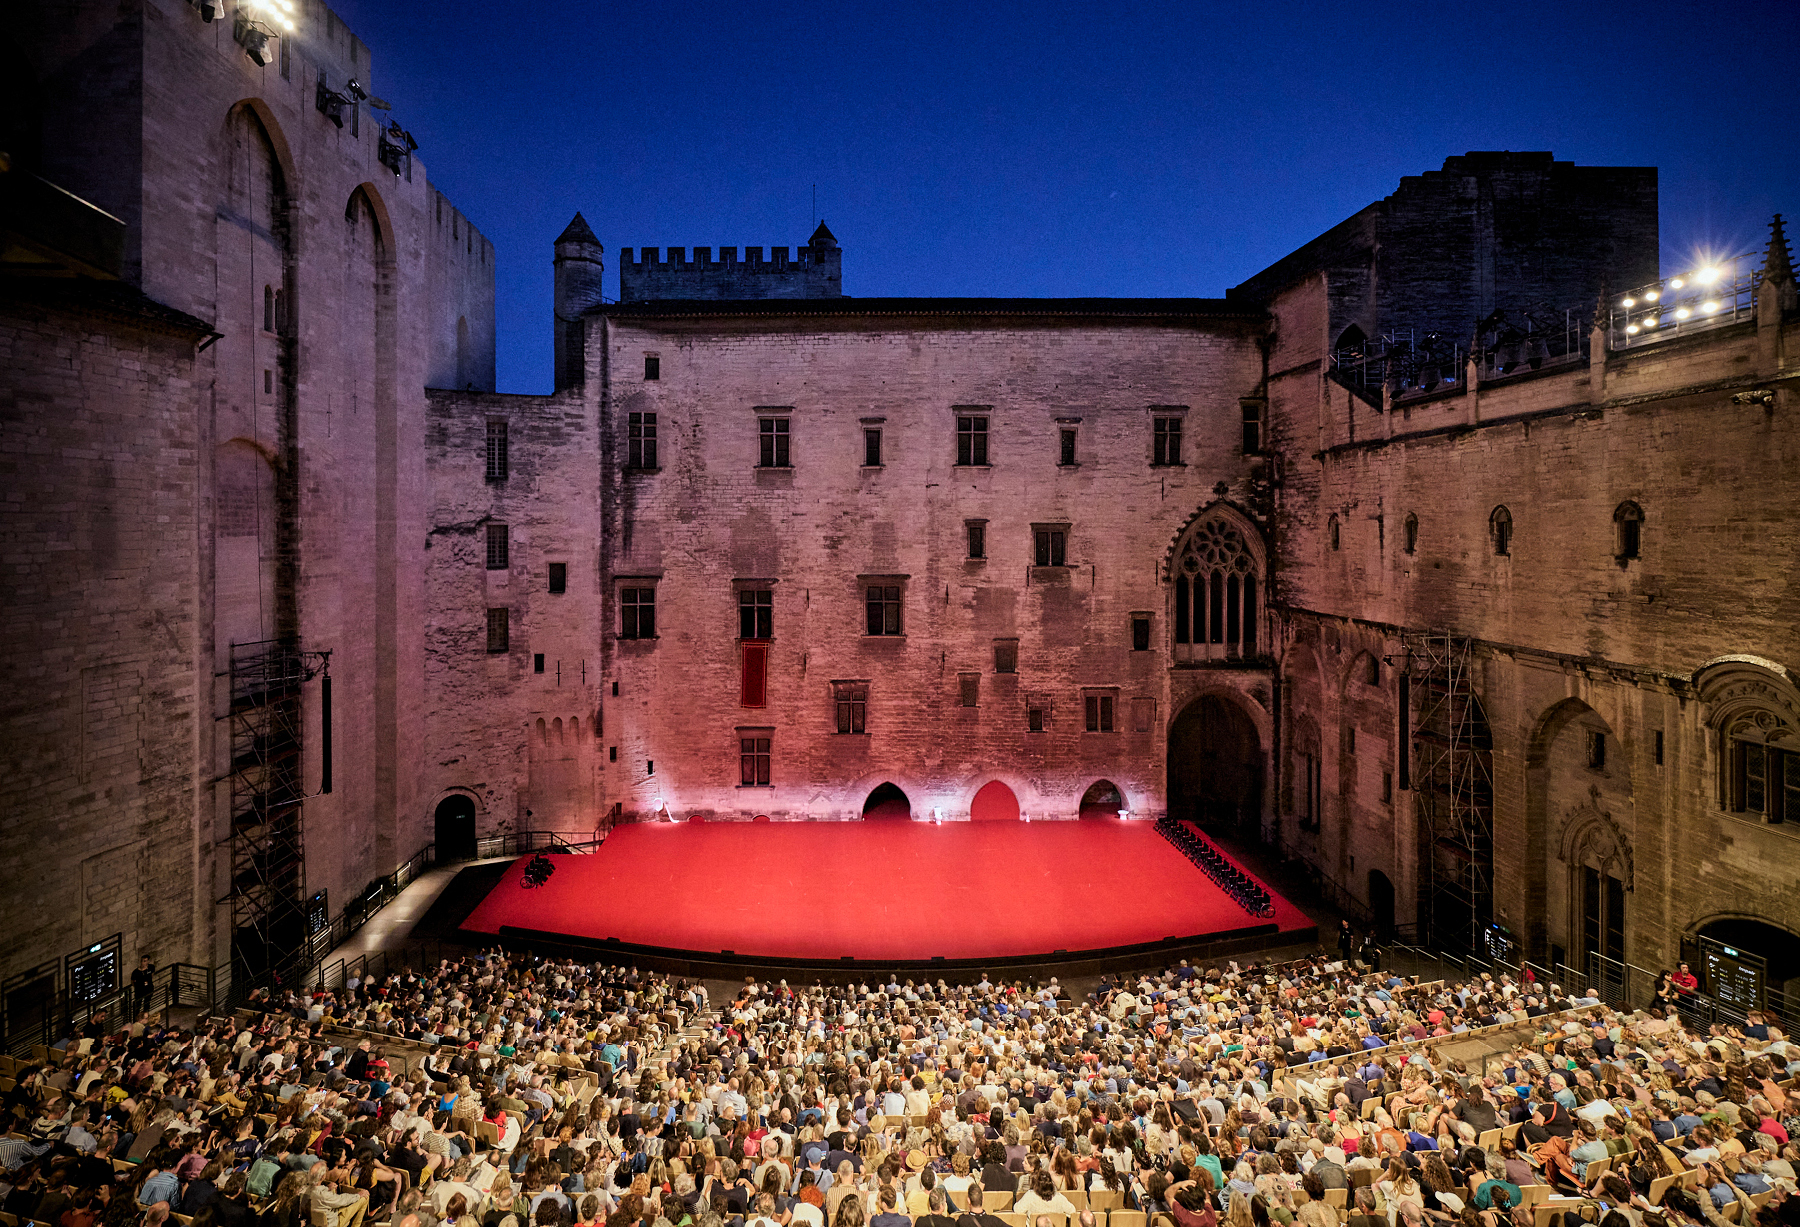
[618,223,843,302]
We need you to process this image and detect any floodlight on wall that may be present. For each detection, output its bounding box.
[197,0,225,21]
[234,14,273,64]
[316,76,349,127]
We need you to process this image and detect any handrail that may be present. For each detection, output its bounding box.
[1,827,602,1055]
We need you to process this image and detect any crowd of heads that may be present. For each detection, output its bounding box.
[6,946,1800,1227]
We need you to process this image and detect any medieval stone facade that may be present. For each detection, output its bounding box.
[4,0,494,995]
[6,5,1798,1032]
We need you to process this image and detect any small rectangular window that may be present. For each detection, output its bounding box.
[1027,696,1047,733]
[739,736,770,786]
[1131,615,1150,652]
[1241,398,1263,454]
[758,418,791,468]
[264,369,273,395]
[834,682,868,734]
[1381,771,1393,803]
[644,354,660,380]
[547,562,567,594]
[485,608,509,653]
[1034,529,1066,567]
[486,523,510,570]
[956,415,989,466]
[1153,417,1182,466]
[279,29,290,78]
[533,653,545,674]
[966,522,986,560]
[739,589,773,640]
[1342,725,1356,754]
[620,587,656,639]
[959,673,980,708]
[1059,428,1077,466]
[1654,729,1664,766]
[1586,729,1606,770]
[627,412,658,469]
[486,419,508,481]
[994,640,1018,674]
[863,428,882,467]
[1085,694,1115,733]
[865,584,902,636]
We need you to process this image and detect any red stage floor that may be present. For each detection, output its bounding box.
[461,820,1312,962]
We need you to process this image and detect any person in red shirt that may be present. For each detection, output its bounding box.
[1671,964,1699,993]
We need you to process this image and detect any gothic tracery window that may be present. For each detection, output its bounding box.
[1171,513,1261,660]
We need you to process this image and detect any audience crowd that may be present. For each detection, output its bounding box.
[5,946,1800,1227]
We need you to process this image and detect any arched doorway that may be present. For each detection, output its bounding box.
[1167,694,1263,834]
[1079,780,1124,819]
[861,782,912,820]
[1694,918,1800,1011]
[1368,869,1395,938]
[434,795,477,862]
[970,780,1020,822]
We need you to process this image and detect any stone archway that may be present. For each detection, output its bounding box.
[1368,869,1396,938]
[861,782,912,820]
[1079,780,1124,819]
[434,794,477,861]
[1167,692,1263,835]
[970,780,1020,822]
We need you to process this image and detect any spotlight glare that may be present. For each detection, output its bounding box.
[1621,297,1636,307]
[1669,277,1685,289]
[1675,307,1690,319]
[1625,324,1640,335]
[1644,290,1659,302]
[1698,266,1720,284]
[1702,300,1720,313]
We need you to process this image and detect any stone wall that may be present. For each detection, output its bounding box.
[6,0,495,983]
[1233,152,1658,352]
[0,288,209,986]
[421,388,603,839]
[1263,249,1800,973]
[585,305,1273,824]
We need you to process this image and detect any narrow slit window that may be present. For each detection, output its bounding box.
[486,419,509,481]
[1059,428,1077,466]
[863,427,882,467]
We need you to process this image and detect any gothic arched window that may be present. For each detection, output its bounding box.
[1171,511,1263,661]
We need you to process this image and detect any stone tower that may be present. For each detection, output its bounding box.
[553,212,605,390]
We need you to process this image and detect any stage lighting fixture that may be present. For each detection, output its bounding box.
[520,854,556,889]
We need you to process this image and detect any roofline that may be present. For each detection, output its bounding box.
[593,296,1269,322]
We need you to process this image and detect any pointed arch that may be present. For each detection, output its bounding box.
[1558,784,1634,890]
[226,98,298,196]
[346,180,397,259]
[1165,502,1266,663]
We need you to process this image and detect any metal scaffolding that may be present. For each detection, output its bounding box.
[225,640,320,987]
[1405,632,1494,952]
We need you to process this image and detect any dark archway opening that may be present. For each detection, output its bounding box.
[434,795,477,862]
[1167,693,1263,837]
[970,780,1020,822]
[1368,869,1396,939]
[862,782,912,821]
[1695,918,1800,1008]
[1079,780,1124,819]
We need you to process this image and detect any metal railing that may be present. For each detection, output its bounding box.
[1607,252,1759,349]
[1330,308,1592,401]
[1,828,601,1056]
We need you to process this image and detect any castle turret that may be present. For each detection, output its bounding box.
[553,212,604,390]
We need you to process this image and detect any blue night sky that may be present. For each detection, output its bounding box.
[329,0,1800,394]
